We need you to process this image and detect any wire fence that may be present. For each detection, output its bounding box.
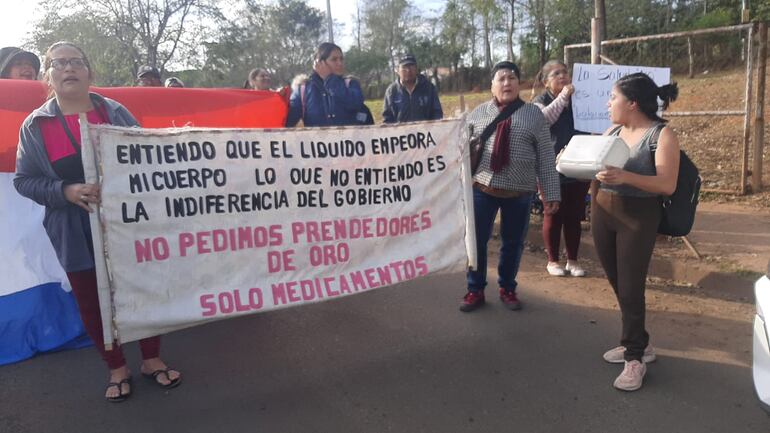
[564,23,768,194]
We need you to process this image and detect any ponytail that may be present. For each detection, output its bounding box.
[657,83,679,110]
[615,72,677,123]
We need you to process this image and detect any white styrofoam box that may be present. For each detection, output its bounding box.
[556,135,630,180]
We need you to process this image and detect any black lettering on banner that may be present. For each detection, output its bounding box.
[226,140,262,159]
[370,132,436,155]
[118,142,216,164]
[255,168,276,185]
[296,190,329,208]
[290,167,323,185]
[333,185,411,207]
[163,192,290,217]
[300,140,366,158]
[329,169,350,187]
[128,168,227,193]
[122,201,149,223]
[427,156,446,173]
[270,140,293,158]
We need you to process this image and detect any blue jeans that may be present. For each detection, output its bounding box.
[467,188,533,293]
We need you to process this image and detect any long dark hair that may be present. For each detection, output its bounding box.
[314,42,342,62]
[615,72,678,123]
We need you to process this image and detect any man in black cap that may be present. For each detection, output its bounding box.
[382,54,443,123]
[137,65,162,87]
[0,47,40,80]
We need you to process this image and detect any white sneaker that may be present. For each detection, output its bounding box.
[603,345,656,364]
[546,262,566,276]
[565,261,586,277]
[613,360,647,391]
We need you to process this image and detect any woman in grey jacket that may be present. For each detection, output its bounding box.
[14,42,181,402]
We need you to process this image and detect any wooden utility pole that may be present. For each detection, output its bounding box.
[595,0,606,40]
[326,0,334,43]
[753,21,767,192]
[592,0,606,64]
[591,19,602,64]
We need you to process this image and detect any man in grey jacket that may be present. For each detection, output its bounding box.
[382,54,443,123]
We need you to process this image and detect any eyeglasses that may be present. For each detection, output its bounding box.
[49,58,87,71]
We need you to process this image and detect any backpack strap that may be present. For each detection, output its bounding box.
[608,125,623,136]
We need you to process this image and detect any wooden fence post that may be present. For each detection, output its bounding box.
[741,23,755,195]
[752,21,767,192]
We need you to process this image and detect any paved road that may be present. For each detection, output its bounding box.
[1,252,768,433]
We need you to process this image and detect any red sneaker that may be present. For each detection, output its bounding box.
[459,291,485,312]
[499,288,522,310]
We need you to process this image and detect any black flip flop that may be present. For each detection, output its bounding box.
[105,377,132,403]
[142,367,182,389]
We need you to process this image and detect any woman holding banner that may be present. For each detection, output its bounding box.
[532,60,590,278]
[593,72,679,391]
[14,41,181,402]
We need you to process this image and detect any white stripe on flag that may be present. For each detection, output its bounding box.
[0,173,69,296]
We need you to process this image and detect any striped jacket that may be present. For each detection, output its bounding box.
[467,99,561,202]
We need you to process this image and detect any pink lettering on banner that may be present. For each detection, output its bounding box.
[267,249,296,273]
[308,242,350,266]
[179,232,194,257]
[272,276,341,306]
[134,237,170,263]
[267,256,430,307]
[196,231,211,254]
[285,281,301,303]
[199,288,264,317]
[421,210,432,229]
[364,268,380,289]
[179,225,285,257]
[289,211,433,246]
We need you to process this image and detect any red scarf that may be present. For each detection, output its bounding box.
[490,98,513,173]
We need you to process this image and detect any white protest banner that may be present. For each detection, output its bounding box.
[86,120,472,344]
[571,63,671,134]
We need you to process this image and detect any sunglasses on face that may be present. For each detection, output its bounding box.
[49,58,87,71]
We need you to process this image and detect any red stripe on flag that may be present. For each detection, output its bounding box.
[0,80,288,173]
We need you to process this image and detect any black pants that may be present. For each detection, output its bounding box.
[591,190,660,361]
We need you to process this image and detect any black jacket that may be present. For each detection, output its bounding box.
[382,74,443,123]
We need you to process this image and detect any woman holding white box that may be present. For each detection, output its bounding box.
[592,72,679,391]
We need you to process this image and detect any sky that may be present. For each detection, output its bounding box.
[0,0,447,53]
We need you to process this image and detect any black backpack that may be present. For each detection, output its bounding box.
[356,103,375,125]
[649,125,701,236]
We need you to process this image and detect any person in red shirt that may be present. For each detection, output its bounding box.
[14,41,182,402]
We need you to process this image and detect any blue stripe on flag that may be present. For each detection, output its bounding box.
[0,282,91,365]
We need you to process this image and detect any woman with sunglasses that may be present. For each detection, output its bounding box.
[14,41,181,402]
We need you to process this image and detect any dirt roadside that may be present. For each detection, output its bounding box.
[489,200,769,367]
